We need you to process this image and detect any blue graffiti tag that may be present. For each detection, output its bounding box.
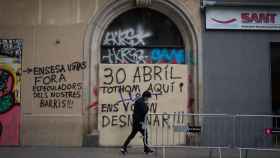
[151,48,186,64]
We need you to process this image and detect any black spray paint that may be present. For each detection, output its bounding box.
[24,61,87,110]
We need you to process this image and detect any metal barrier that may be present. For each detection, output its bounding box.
[235,115,280,158]
[144,113,280,158]
[145,113,235,158]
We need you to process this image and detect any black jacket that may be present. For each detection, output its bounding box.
[133,97,149,123]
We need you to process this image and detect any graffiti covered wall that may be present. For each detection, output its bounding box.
[22,60,87,145]
[100,8,187,65]
[101,28,186,64]
[98,64,189,146]
[23,61,87,114]
[93,8,192,146]
[0,39,22,145]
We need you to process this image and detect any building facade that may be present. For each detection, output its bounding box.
[0,0,279,146]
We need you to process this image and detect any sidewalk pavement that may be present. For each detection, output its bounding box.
[0,146,280,158]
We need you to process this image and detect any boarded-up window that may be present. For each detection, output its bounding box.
[101,8,186,64]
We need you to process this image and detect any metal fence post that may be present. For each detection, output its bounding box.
[208,149,213,158]
[162,146,166,158]
[276,118,278,145]
[233,115,236,148]
[219,147,222,158]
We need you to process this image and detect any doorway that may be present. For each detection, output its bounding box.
[270,42,280,144]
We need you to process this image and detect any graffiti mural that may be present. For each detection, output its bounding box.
[0,39,22,145]
[88,86,98,110]
[98,64,189,146]
[103,28,152,47]
[0,39,22,58]
[0,61,21,145]
[0,122,2,136]
[102,28,151,64]
[101,8,186,64]
[101,29,186,64]
[150,48,185,64]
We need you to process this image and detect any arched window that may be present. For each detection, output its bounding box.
[101,8,186,64]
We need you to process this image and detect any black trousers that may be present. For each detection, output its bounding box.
[123,120,148,150]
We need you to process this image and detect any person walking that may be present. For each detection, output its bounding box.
[121,91,154,154]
